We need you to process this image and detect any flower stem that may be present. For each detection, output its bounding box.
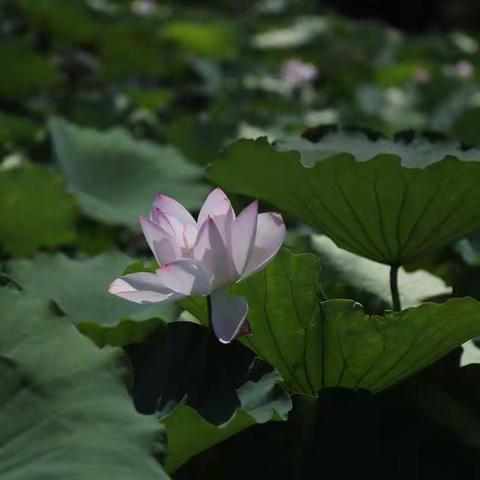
[207,295,212,325]
[390,264,401,312]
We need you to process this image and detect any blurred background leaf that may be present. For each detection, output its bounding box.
[49,117,209,228]
[0,164,76,256]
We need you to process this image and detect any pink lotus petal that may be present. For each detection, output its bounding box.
[198,188,236,249]
[162,213,185,243]
[108,272,182,304]
[150,207,162,224]
[150,208,174,235]
[197,188,235,226]
[150,210,194,254]
[231,200,258,276]
[140,216,181,265]
[192,217,233,289]
[214,208,235,250]
[241,212,286,279]
[183,222,198,251]
[210,288,250,344]
[153,194,196,225]
[156,259,211,296]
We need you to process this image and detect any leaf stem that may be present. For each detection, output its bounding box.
[389,264,401,312]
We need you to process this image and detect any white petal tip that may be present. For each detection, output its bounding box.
[210,289,250,344]
[216,318,251,344]
[271,212,284,223]
[107,280,123,294]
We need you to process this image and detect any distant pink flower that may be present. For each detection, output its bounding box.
[282,59,318,87]
[413,67,430,84]
[455,60,474,78]
[109,189,285,343]
[131,0,157,16]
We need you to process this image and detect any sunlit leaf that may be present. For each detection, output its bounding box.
[209,130,480,264]
[312,234,451,308]
[5,251,176,327]
[182,249,480,394]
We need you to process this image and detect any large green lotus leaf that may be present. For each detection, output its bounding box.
[5,251,176,327]
[49,118,209,229]
[0,288,168,479]
[182,250,480,394]
[164,371,291,473]
[0,164,76,256]
[315,298,480,392]
[312,234,451,308]
[209,133,480,264]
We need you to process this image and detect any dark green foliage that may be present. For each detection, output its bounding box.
[2,0,480,477]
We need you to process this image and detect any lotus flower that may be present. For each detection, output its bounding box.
[108,188,286,343]
[455,60,474,78]
[281,59,318,87]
